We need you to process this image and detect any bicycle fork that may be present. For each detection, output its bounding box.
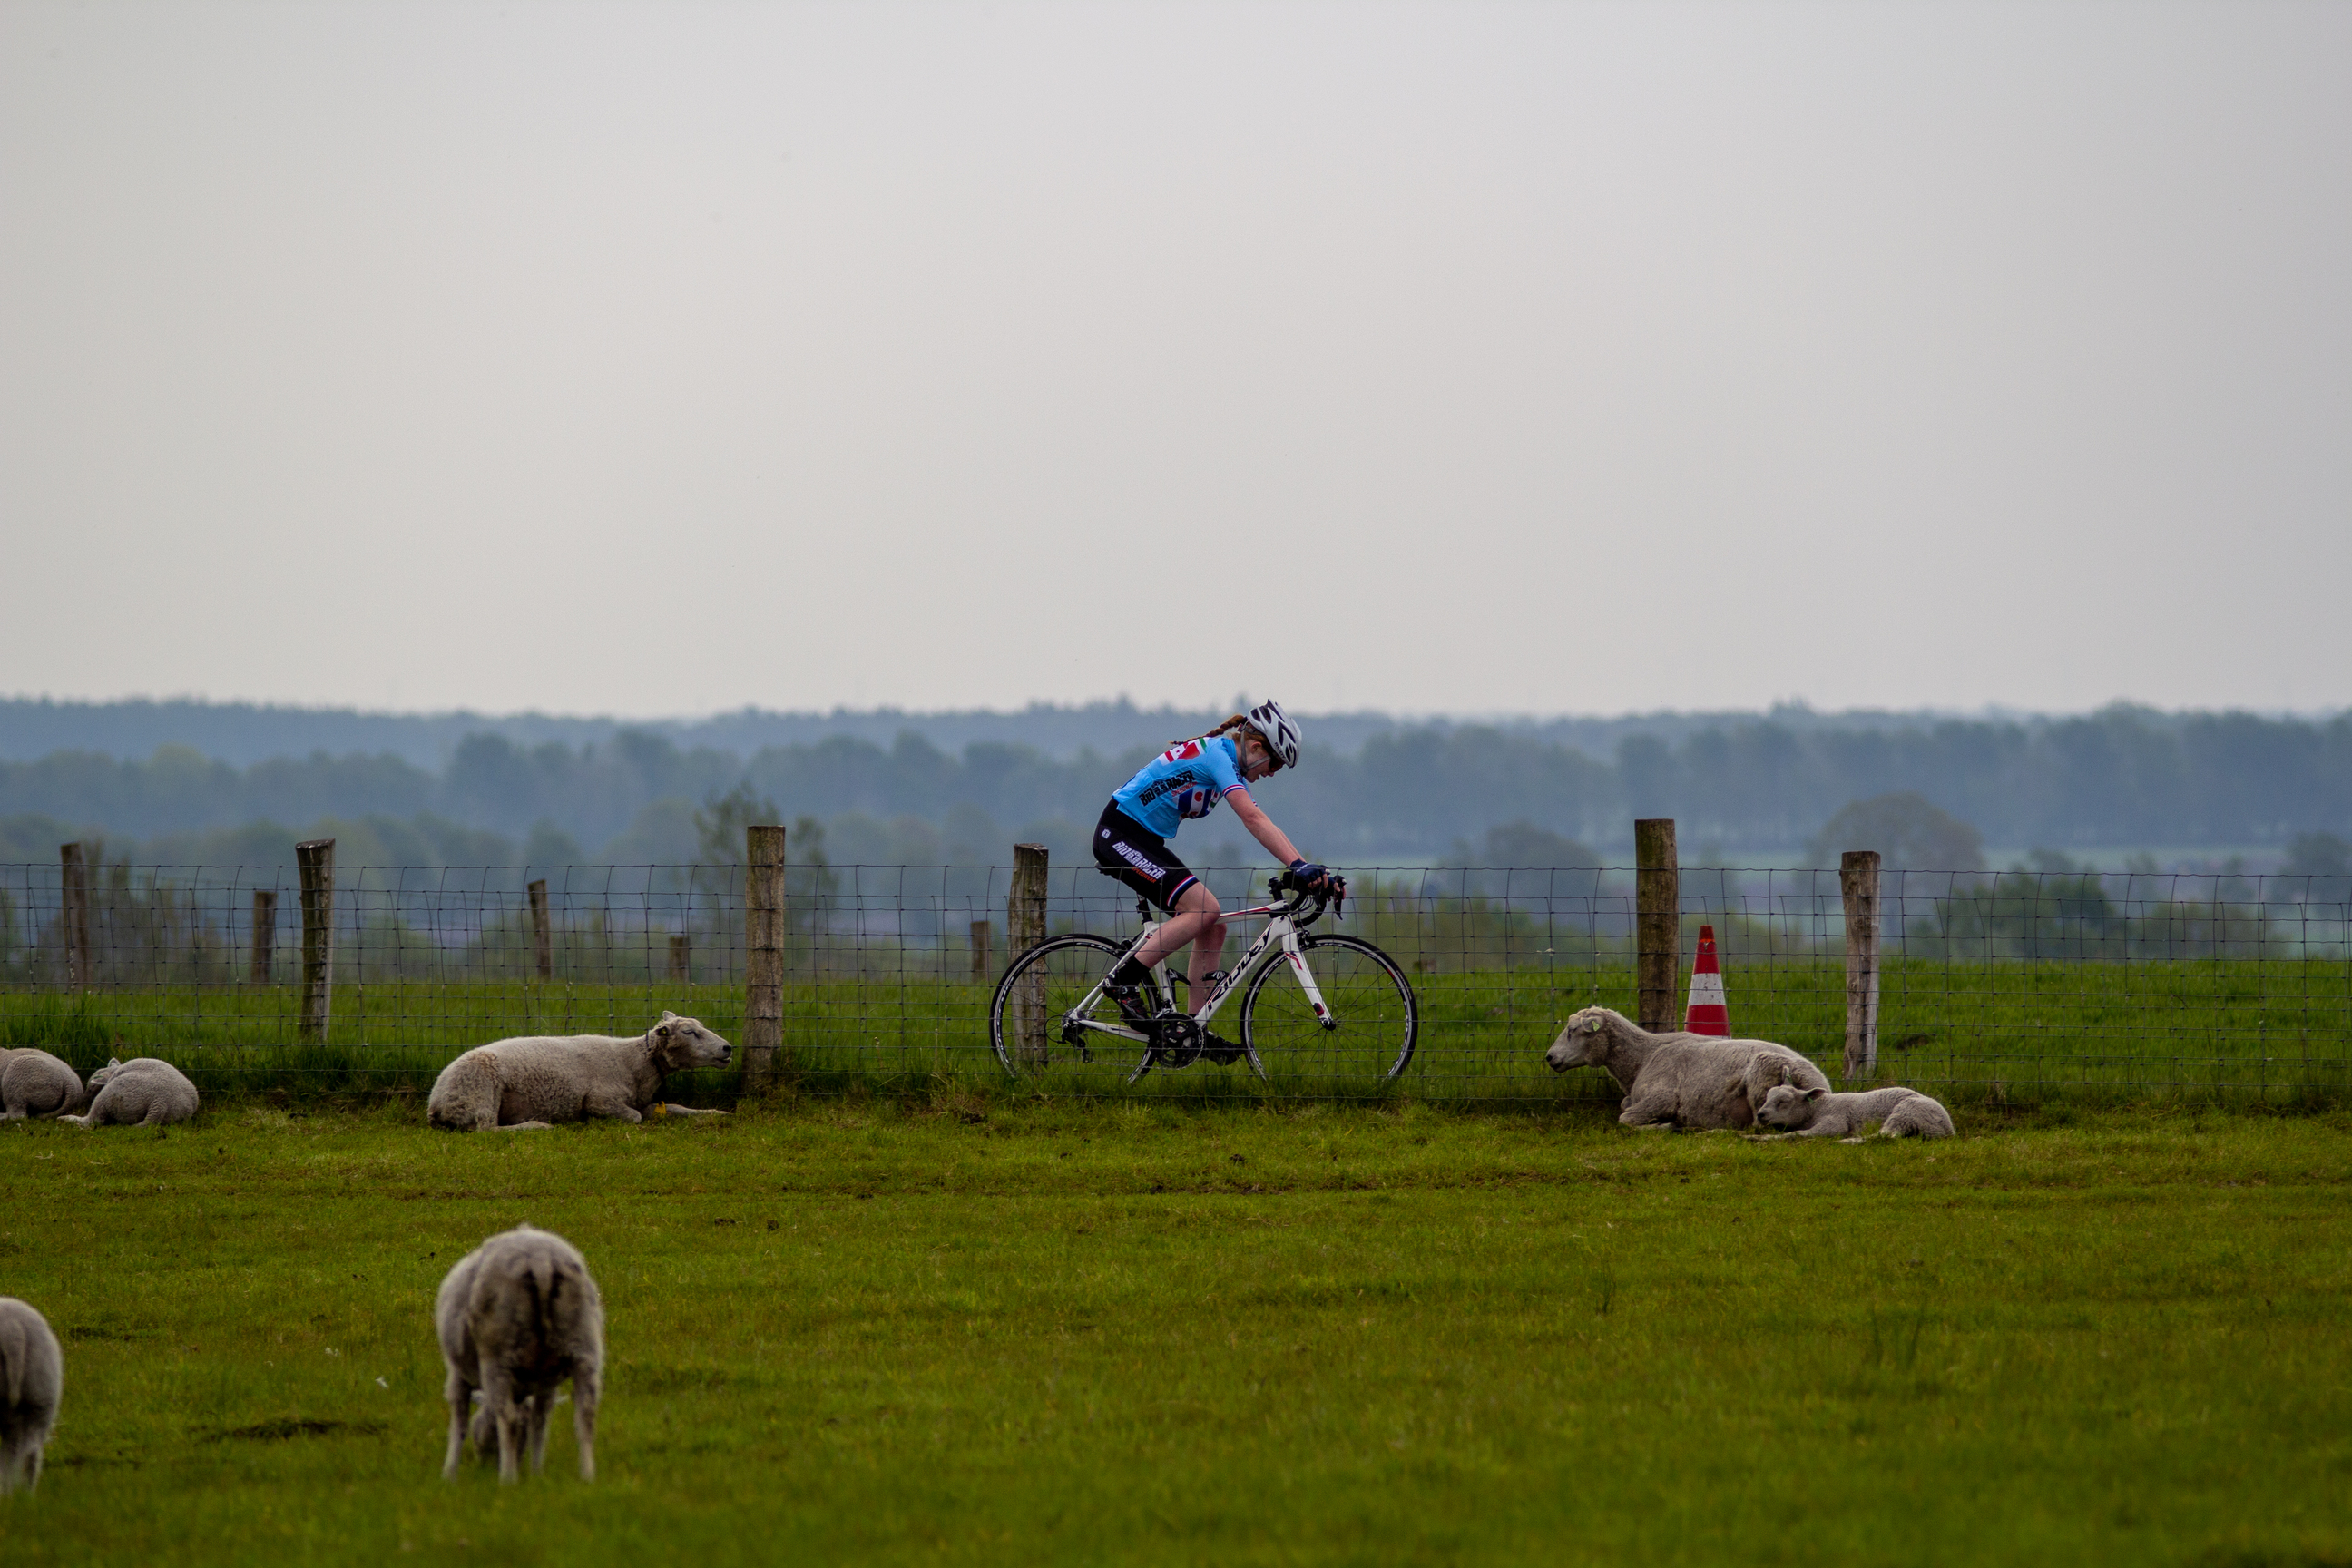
[1277,927,1338,1030]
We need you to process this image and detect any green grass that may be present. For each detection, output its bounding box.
[4,1101,2349,1565]
[5,955,2349,1105]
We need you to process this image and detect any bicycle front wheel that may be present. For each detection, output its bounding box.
[1239,936,1418,1087]
[986,934,1152,1085]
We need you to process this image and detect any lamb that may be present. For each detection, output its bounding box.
[1753,1081,1955,1142]
[0,1048,86,1120]
[0,1297,63,1495]
[426,1011,732,1131]
[436,1225,603,1482]
[57,1057,199,1128]
[1545,1004,1832,1130]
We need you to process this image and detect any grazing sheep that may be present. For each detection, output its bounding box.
[0,1297,63,1495]
[426,1011,732,1132]
[1545,1005,1832,1130]
[1753,1082,1955,1142]
[0,1048,86,1121]
[57,1057,198,1128]
[436,1225,603,1482]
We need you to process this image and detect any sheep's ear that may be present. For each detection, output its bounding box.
[107,1056,122,1069]
[1804,1086,1828,1102]
[661,1009,679,1022]
[654,1021,671,1038]
[1585,1016,1603,1034]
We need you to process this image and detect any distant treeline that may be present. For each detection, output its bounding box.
[0,695,1969,769]
[3,704,2348,867]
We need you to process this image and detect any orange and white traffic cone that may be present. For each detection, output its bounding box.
[1684,924,1730,1035]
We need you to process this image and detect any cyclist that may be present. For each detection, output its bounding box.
[1093,700,1338,1048]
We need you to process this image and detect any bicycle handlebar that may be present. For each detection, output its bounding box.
[1268,870,1347,920]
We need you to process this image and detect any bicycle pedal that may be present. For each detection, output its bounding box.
[1200,1029,1243,1066]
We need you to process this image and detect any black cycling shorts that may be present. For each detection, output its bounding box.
[1093,803,1200,914]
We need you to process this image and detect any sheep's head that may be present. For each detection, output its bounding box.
[1546,1008,1617,1073]
[85,1057,124,1090]
[1756,1083,1827,1129]
[651,1011,733,1072]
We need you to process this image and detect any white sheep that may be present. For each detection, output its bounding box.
[1753,1082,1955,1142]
[426,1011,732,1132]
[436,1225,603,1482]
[0,1048,86,1120]
[1545,1004,1832,1130]
[57,1057,199,1128]
[0,1297,63,1495]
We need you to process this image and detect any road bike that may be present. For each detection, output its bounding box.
[987,871,1418,1086]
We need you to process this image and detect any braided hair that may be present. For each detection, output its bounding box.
[1168,713,1251,752]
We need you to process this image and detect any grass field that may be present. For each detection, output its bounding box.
[5,954,2349,1104]
[4,1098,2348,1565]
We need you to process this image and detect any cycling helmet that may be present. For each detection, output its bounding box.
[1243,700,1301,770]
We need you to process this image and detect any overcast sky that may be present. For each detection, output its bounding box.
[4,1,2346,720]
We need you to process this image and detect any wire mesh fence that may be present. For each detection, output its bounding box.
[3,858,2348,1105]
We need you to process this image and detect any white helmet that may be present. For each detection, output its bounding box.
[1243,700,1300,770]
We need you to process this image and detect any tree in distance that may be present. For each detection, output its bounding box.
[1442,820,1601,869]
[2281,831,2350,878]
[694,783,789,867]
[1808,792,1986,872]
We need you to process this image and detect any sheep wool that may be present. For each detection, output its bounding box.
[1753,1083,1955,1142]
[1546,1005,1833,1130]
[0,1048,85,1121]
[426,1011,732,1131]
[436,1225,604,1482]
[58,1058,198,1128]
[0,1297,63,1495]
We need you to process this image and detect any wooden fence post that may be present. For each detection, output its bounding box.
[1007,845,1049,1066]
[1634,818,1680,1033]
[528,879,553,980]
[250,889,277,985]
[59,842,91,990]
[669,934,691,983]
[744,824,787,1093]
[296,838,336,1044]
[1840,849,1882,1081]
[969,919,993,983]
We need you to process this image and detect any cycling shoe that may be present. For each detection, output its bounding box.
[1104,975,1163,1033]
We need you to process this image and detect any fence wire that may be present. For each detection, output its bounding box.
[3,860,2347,1104]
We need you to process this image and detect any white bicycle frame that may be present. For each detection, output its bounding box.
[1063,891,1335,1049]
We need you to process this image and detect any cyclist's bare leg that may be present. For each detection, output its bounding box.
[1187,904,1228,1009]
[1132,883,1224,1007]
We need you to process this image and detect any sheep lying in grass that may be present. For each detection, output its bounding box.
[0,1048,85,1121]
[1545,1005,1831,1130]
[426,1011,732,1131]
[436,1225,603,1482]
[0,1297,63,1495]
[58,1057,198,1128]
[1752,1082,1955,1142]
[1544,1005,1687,1093]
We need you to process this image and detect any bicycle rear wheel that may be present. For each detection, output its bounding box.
[987,934,1152,1085]
[1239,935,1418,1087]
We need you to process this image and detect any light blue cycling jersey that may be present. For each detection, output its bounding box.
[1110,735,1250,839]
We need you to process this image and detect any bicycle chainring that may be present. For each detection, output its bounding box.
[1150,1011,1203,1069]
